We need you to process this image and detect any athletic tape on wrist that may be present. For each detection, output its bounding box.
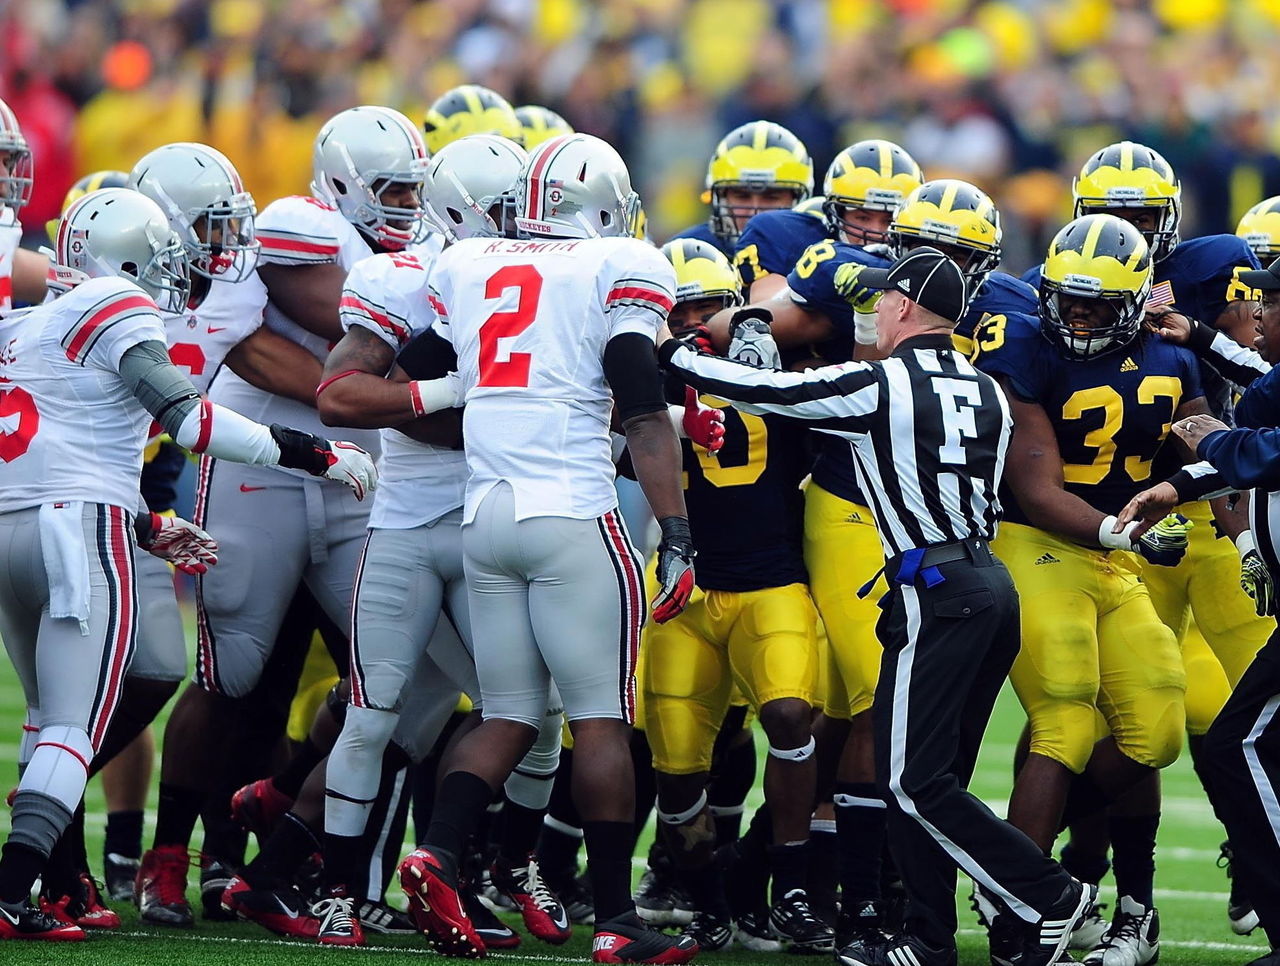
[767,736,816,761]
[408,380,427,418]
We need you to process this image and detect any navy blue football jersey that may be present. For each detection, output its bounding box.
[681,397,811,591]
[954,271,1040,356]
[668,222,734,260]
[733,208,828,288]
[975,312,1204,523]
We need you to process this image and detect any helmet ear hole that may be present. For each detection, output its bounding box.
[447,207,464,225]
[600,210,612,227]
[332,178,348,197]
[121,261,139,278]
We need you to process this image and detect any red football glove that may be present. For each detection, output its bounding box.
[138,513,219,575]
[682,386,725,453]
[677,324,716,355]
[653,516,696,624]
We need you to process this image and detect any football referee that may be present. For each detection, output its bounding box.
[658,247,1091,966]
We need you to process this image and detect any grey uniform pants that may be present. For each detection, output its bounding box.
[463,482,646,727]
[129,548,188,682]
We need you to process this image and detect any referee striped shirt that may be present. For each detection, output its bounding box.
[659,334,1013,558]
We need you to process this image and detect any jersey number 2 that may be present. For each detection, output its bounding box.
[479,264,542,388]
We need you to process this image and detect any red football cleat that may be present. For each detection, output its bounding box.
[229,778,293,840]
[220,875,320,940]
[40,874,121,930]
[490,855,571,944]
[399,848,486,958]
[0,899,85,941]
[593,913,699,964]
[136,845,194,927]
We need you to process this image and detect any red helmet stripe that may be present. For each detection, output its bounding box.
[526,134,574,223]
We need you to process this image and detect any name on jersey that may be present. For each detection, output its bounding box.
[481,239,584,255]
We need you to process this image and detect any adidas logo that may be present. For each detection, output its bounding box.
[845,511,863,523]
[1120,357,1138,372]
[1034,553,1060,565]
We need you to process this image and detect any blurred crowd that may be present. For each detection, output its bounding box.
[7,0,1280,262]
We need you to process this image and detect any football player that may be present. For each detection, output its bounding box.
[639,238,830,954]
[974,214,1209,966]
[391,133,696,965]
[734,139,922,300]
[136,106,429,928]
[423,84,522,155]
[0,97,48,311]
[515,105,574,150]
[0,187,374,941]
[1236,196,1280,263]
[669,120,813,259]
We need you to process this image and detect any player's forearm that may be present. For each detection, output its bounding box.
[316,370,460,428]
[622,409,687,521]
[1210,493,1250,542]
[225,330,325,407]
[1009,484,1111,549]
[257,263,346,342]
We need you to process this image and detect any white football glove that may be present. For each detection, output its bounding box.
[727,308,782,369]
[139,513,219,575]
[320,440,379,501]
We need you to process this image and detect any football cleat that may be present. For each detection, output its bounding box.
[1082,897,1158,966]
[972,882,1024,966]
[769,888,836,953]
[592,912,699,964]
[837,900,886,951]
[229,778,293,841]
[1069,898,1110,951]
[103,852,139,902]
[353,896,416,934]
[399,847,486,958]
[683,910,733,952]
[0,898,85,941]
[313,891,365,947]
[136,845,194,927]
[490,854,571,944]
[549,871,595,925]
[1029,879,1097,966]
[838,932,957,966]
[634,865,690,927]
[735,908,784,952]
[200,857,236,921]
[40,873,120,929]
[463,885,520,949]
[220,875,320,939]
[1219,841,1260,935]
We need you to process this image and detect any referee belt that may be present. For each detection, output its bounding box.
[862,537,994,596]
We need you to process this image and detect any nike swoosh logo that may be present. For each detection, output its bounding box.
[239,484,267,492]
[208,326,228,334]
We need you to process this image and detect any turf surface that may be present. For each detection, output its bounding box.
[0,609,1268,965]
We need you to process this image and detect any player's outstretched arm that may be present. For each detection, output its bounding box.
[119,339,377,499]
[317,325,461,428]
[701,293,834,354]
[225,327,325,408]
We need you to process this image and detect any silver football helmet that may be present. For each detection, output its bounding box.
[311,105,430,250]
[129,142,259,282]
[52,188,191,313]
[515,134,640,240]
[0,97,33,212]
[427,135,528,241]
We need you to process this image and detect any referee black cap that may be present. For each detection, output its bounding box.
[859,247,968,323]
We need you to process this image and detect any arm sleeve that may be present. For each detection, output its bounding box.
[1199,427,1280,490]
[119,341,282,465]
[1165,461,1237,501]
[397,328,459,381]
[1185,316,1269,389]
[605,333,668,422]
[658,340,879,423]
[1235,364,1280,431]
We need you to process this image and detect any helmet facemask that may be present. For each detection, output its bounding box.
[710,184,803,245]
[0,142,33,213]
[184,196,259,282]
[1039,277,1148,361]
[318,140,430,251]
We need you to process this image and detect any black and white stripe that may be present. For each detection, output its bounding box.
[662,338,1011,557]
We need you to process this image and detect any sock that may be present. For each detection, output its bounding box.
[1109,814,1158,907]
[0,841,47,904]
[835,781,886,905]
[498,800,547,865]
[105,809,145,860]
[630,731,657,846]
[41,806,85,899]
[323,832,364,892]
[724,804,772,914]
[1058,770,1111,829]
[768,841,808,903]
[709,733,756,845]
[583,820,634,923]
[153,782,205,849]
[273,738,325,801]
[806,818,839,923]
[1060,840,1110,886]
[680,861,731,920]
[244,812,319,890]
[425,772,494,865]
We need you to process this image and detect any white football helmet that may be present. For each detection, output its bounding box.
[311,105,430,250]
[129,142,259,282]
[52,188,191,313]
[515,134,640,240]
[0,97,33,212]
[427,135,528,241]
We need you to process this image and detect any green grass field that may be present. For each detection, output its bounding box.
[0,612,1268,966]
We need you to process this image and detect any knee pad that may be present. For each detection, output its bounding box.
[24,725,94,813]
[340,704,400,757]
[1182,642,1230,737]
[1025,703,1098,775]
[1115,693,1186,769]
[504,709,563,811]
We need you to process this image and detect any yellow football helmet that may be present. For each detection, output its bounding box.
[46,169,131,244]
[888,179,1001,290]
[1072,141,1181,262]
[1236,196,1280,260]
[822,140,923,245]
[1040,213,1152,360]
[422,85,521,155]
[515,105,573,150]
[702,121,813,244]
[661,238,743,335]
[793,195,827,218]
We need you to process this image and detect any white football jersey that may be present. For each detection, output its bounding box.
[0,206,22,314]
[0,276,167,513]
[164,271,268,394]
[339,240,464,530]
[430,235,675,522]
[208,195,382,474]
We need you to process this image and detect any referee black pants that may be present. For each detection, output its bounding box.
[1199,628,1280,948]
[871,549,1075,949]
